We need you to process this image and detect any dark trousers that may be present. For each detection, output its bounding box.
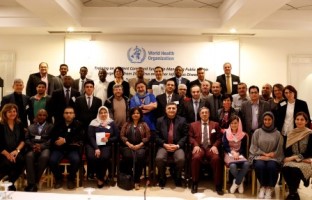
[25,149,50,185]
[85,144,111,181]
[191,147,223,187]
[121,147,146,183]
[283,166,303,194]
[49,149,81,181]
[0,154,25,183]
[253,160,279,187]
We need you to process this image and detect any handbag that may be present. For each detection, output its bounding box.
[117,150,136,190]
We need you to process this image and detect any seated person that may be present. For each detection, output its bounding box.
[0,104,25,191]
[86,106,119,188]
[120,107,150,190]
[155,103,188,188]
[49,107,84,189]
[25,109,53,192]
[189,107,224,195]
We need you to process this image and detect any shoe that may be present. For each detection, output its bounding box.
[174,178,182,187]
[87,173,95,181]
[25,184,38,192]
[230,179,238,194]
[67,180,75,190]
[135,183,140,190]
[159,178,166,189]
[216,185,224,195]
[191,182,198,194]
[258,186,265,199]
[264,187,272,199]
[54,180,62,189]
[97,180,104,188]
[238,178,244,194]
[8,185,16,191]
[286,192,300,200]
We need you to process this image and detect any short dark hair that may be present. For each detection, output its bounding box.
[165,79,175,85]
[59,64,68,69]
[135,80,147,90]
[129,107,143,122]
[249,85,259,93]
[84,80,94,87]
[222,93,233,102]
[36,81,46,87]
[197,67,204,72]
[283,85,297,99]
[154,66,164,71]
[114,66,124,77]
[80,66,88,71]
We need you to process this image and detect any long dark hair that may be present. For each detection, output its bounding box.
[129,107,143,122]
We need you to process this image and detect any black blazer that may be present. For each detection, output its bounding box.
[156,93,183,118]
[155,115,188,149]
[48,88,80,124]
[183,99,210,124]
[189,79,213,93]
[75,95,102,130]
[72,78,92,95]
[0,93,30,126]
[168,77,191,97]
[276,99,311,132]
[216,74,240,95]
[26,73,55,97]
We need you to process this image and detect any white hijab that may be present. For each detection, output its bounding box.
[89,106,113,127]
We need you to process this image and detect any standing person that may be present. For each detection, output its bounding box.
[120,107,150,190]
[249,112,284,199]
[190,67,212,90]
[200,81,212,101]
[26,62,56,97]
[178,84,190,102]
[232,82,249,112]
[0,104,25,191]
[72,66,92,95]
[49,107,84,189]
[24,109,53,192]
[86,106,119,188]
[216,62,240,95]
[207,82,223,122]
[268,83,284,112]
[222,115,250,194]
[1,79,30,127]
[168,66,190,96]
[94,69,109,105]
[282,112,312,200]
[189,107,223,195]
[49,75,80,125]
[147,66,166,97]
[53,64,69,90]
[128,67,149,97]
[155,103,188,188]
[107,67,130,98]
[260,83,273,101]
[217,94,238,130]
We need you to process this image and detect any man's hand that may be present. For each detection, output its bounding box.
[55,137,66,146]
[192,146,201,154]
[210,146,219,154]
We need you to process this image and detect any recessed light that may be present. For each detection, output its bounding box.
[230,28,237,33]
[67,27,74,32]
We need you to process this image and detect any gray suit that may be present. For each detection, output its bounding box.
[240,100,270,134]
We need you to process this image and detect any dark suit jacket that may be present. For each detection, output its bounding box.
[72,78,92,95]
[26,73,55,97]
[25,122,54,151]
[168,76,191,97]
[183,99,210,124]
[189,120,222,150]
[155,115,188,149]
[240,100,271,134]
[189,79,213,90]
[276,99,311,132]
[0,93,30,126]
[156,93,183,118]
[216,74,240,95]
[48,88,80,124]
[75,95,102,130]
[207,94,223,122]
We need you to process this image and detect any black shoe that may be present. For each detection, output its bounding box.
[97,180,105,188]
[54,180,62,189]
[174,178,182,187]
[25,184,38,192]
[67,180,75,189]
[159,178,166,189]
[191,182,198,194]
[286,192,300,200]
[216,186,224,196]
[8,185,16,191]
[87,173,95,181]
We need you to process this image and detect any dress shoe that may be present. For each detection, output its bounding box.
[54,180,62,189]
[87,173,95,181]
[25,184,38,192]
[216,186,224,195]
[67,180,75,189]
[8,185,16,191]
[159,178,166,189]
[191,183,198,194]
[97,180,105,188]
[174,178,182,187]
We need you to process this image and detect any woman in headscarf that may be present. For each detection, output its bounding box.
[249,111,284,199]
[120,107,150,190]
[86,106,119,188]
[282,112,312,200]
[223,115,250,194]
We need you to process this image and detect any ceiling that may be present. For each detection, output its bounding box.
[1,0,312,37]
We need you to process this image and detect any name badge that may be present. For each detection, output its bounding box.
[35,135,41,140]
[174,101,179,105]
[233,81,238,85]
[106,125,111,129]
[280,101,287,107]
[67,128,71,132]
[72,96,76,102]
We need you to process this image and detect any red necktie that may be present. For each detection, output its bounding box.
[168,121,174,144]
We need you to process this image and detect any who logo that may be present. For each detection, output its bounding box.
[127,46,146,63]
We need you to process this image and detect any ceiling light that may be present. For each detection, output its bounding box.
[67,27,74,32]
[230,28,237,33]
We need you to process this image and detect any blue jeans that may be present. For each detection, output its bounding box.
[229,161,250,184]
[253,160,279,187]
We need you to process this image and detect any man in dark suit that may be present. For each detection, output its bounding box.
[240,85,271,135]
[168,66,190,97]
[189,67,213,90]
[53,64,69,91]
[189,107,223,195]
[156,79,183,118]
[72,66,92,95]
[48,75,80,125]
[1,78,30,127]
[184,85,210,124]
[207,82,223,122]
[216,62,240,95]
[26,62,56,97]
[155,102,188,188]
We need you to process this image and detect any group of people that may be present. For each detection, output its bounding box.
[0,62,311,200]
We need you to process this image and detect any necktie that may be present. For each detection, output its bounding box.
[65,89,70,105]
[87,96,91,109]
[203,122,210,148]
[168,120,174,144]
[226,75,232,94]
[194,100,199,121]
[80,79,85,94]
[167,95,171,103]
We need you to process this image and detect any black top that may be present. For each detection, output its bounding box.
[0,123,25,153]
